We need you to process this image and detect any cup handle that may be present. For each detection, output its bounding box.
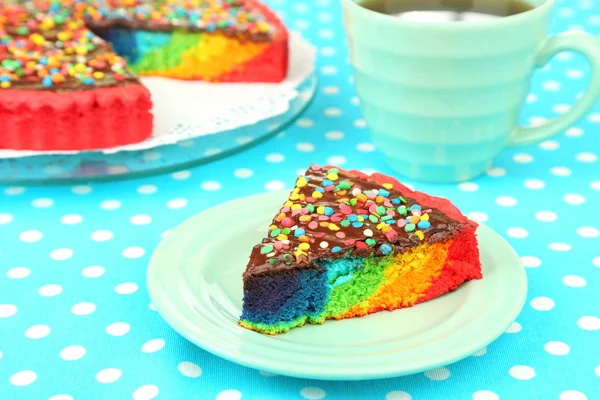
[510,32,600,146]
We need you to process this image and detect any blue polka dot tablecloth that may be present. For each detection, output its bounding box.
[1,0,600,399]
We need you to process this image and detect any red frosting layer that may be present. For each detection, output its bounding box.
[0,84,152,151]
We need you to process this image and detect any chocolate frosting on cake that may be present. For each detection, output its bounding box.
[245,165,463,276]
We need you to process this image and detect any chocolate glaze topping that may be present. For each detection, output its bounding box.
[245,165,463,277]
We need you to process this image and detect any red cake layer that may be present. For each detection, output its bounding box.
[0,84,152,151]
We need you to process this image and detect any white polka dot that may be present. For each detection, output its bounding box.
[354,119,367,128]
[234,168,254,179]
[527,93,538,103]
[49,395,74,400]
[32,198,54,208]
[521,256,542,268]
[589,113,600,123]
[327,156,347,165]
[591,181,600,191]
[531,297,555,311]
[509,365,535,380]
[106,322,130,336]
[506,322,522,333]
[296,118,314,128]
[61,214,83,225]
[496,196,517,207]
[566,69,584,79]
[167,198,188,209]
[10,370,37,386]
[71,302,96,315]
[472,391,499,400]
[91,230,113,242]
[178,362,202,378]
[25,324,51,339]
[524,179,545,190]
[96,368,122,384]
[300,387,326,399]
[7,267,30,279]
[123,246,145,259]
[149,303,157,311]
[350,96,360,105]
[130,215,152,225]
[318,29,334,39]
[468,212,488,223]
[425,367,450,380]
[458,182,479,192]
[72,185,92,195]
[114,282,138,295]
[294,20,309,29]
[507,227,528,238]
[215,390,242,400]
[264,181,286,191]
[100,200,121,210]
[560,391,588,400]
[50,248,73,261]
[137,185,157,195]
[82,266,105,278]
[549,242,571,251]
[540,140,560,151]
[513,153,534,163]
[320,47,336,57]
[472,347,487,357]
[172,170,191,180]
[551,166,572,176]
[19,230,43,243]
[577,227,599,238]
[577,316,600,331]
[595,365,600,377]
[544,341,570,356]
[204,148,222,157]
[536,211,557,222]
[142,339,165,353]
[542,81,561,91]
[552,104,570,114]
[4,186,25,195]
[0,213,13,224]
[323,86,339,95]
[356,143,375,152]
[325,130,344,140]
[60,345,86,360]
[564,194,586,205]
[566,127,584,137]
[324,107,342,117]
[296,142,315,152]
[576,152,598,163]
[143,151,161,161]
[266,153,285,163]
[386,392,412,400]
[39,284,62,297]
[556,51,573,61]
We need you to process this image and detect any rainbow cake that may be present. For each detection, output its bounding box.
[240,165,482,335]
[0,0,288,151]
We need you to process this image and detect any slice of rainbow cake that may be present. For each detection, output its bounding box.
[240,165,482,334]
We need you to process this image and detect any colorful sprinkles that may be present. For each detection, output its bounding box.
[258,165,443,267]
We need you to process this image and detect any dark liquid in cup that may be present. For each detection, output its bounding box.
[359,0,534,22]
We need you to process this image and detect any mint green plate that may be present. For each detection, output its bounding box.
[147,191,527,380]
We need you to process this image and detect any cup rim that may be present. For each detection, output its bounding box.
[340,0,555,29]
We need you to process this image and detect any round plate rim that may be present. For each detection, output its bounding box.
[147,191,528,380]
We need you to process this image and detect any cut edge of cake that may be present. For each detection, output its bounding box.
[239,165,482,335]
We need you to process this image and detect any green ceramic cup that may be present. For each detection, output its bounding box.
[341,0,600,182]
